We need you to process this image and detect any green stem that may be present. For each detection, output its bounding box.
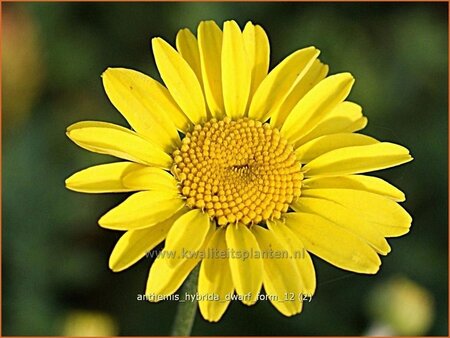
[171,265,200,336]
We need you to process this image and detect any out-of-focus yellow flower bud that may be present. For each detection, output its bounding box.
[62,310,118,336]
[366,276,434,335]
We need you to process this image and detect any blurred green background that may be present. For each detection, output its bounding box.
[2,2,448,336]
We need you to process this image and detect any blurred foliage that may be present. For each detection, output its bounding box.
[2,2,448,336]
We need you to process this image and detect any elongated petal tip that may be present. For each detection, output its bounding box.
[65,130,78,142]
[204,317,220,323]
[286,308,303,317]
[199,19,218,28]
[398,194,407,203]
[66,120,107,133]
[325,72,355,87]
[151,37,164,47]
[241,298,258,306]
[64,175,79,191]
[108,259,121,272]
[108,248,132,272]
[367,262,381,274]
[224,19,239,27]
[101,67,112,78]
[98,214,111,228]
[296,46,320,57]
[101,67,117,80]
[304,45,320,53]
[151,38,165,53]
[244,20,254,28]
[97,208,121,228]
[97,210,125,229]
[177,27,190,35]
[380,246,392,256]
[143,286,166,302]
[66,124,77,133]
[64,177,73,189]
[336,71,354,79]
[66,123,79,133]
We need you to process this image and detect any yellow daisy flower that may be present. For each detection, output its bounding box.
[66,20,413,322]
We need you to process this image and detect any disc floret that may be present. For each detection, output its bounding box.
[172,117,302,226]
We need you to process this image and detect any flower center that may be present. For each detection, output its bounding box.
[172,117,302,226]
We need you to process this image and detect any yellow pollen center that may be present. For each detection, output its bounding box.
[172,117,303,226]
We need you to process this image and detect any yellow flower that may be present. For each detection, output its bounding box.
[66,20,413,322]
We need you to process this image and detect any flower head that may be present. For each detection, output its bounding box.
[66,20,413,322]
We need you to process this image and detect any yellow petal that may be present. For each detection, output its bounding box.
[242,22,270,99]
[301,188,412,237]
[248,47,319,122]
[122,166,178,192]
[102,68,183,151]
[294,101,366,146]
[303,175,406,201]
[199,227,234,322]
[295,133,378,163]
[164,209,213,268]
[252,225,303,316]
[347,116,368,132]
[292,197,391,255]
[222,20,251,119]
[375,224,411,238]
[146,259,195,299]
[152,38,206,124]
[176,28,202,84]
[285,212,381,274]
[66,121,172,168]
[281,73,355,144]
[65,162,144,193]
[109,208,188,272]
[98,190,184,230]
[66,120,124,132]
[225,223,263,305]
[267,220,316,296]
[198,20,225,119]
[146,224,214,297]
[270,59,328,129]
[303,142,413,177]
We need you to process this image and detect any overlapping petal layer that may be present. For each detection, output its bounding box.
[152,37,207,124]
[198,228,234,322]
[109,208,188,272]
[146,219,214,297]
[222,20,251,119]
[303,142,413,176]
[301,188,412,237]
[66,19,412,322]
[225,223,263,305]
[98,190,185,230]
[65,162,144,193]
[302,175,405,201]
[248,47,319,122]
[67,121,172,168]
[102,68,182,150]
[286,212,382,274]
[253,226,303,316]
[267,221,316,296]
[198,21,225,119]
